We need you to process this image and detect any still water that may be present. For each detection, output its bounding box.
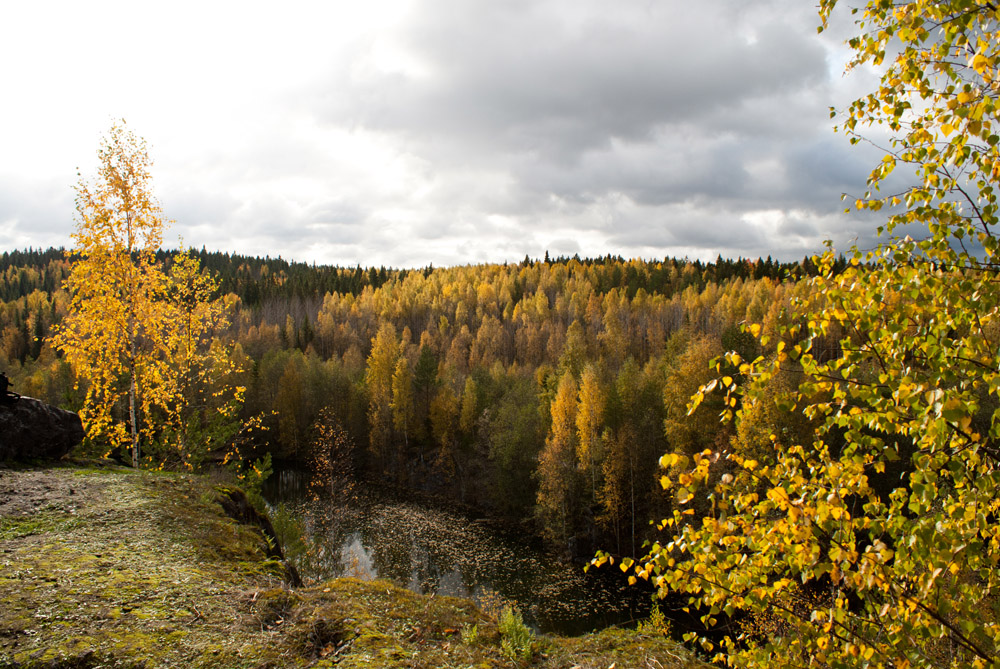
[263,470,650,635]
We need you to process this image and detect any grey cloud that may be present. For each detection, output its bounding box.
[776,215,820,239]
[303,221,369,247]
[595,195,885,262]
[0,178,75,247]
[653,215,765,250]
[305,199,370,229]
[322,0,828,160]
[0,0,892,268]
[163,188,241,231]
[291,0,865,265]
[545,237,583,256]
[784,136,884,205]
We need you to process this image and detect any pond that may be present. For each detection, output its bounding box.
[263,470,651,635]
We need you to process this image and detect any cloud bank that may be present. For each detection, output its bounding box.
[0,0,888,267]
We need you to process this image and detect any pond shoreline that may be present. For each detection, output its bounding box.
[264,468,656,636]
[0,463,704,667]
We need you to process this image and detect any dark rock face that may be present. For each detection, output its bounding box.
[0,396,85,461]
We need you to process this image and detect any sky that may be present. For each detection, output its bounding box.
[0,0,890,269]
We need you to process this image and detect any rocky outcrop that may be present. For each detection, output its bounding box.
[216,486,303,587]
[0,396,85,461]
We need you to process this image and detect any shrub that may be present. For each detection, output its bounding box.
[499,606,533,662]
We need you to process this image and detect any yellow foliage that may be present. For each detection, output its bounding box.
[51,122,245,468]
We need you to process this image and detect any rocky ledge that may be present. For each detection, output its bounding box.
[0,397,85,461]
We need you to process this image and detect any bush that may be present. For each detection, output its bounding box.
[498,606,533,663]
[637,602,671,637]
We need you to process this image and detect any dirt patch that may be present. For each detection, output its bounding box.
[0,465,290,667]
[0,467,107,518]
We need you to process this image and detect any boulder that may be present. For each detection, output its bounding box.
[0,396,85,461]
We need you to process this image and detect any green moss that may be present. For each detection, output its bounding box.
[0,466,704,668]
[0,511,83,540]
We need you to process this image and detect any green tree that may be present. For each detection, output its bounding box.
[598,358,659,558]
[413,342,439,441]
[459,375,479,440]
[483,375,544,518]
[276,355,306,458]
[598,297,626,370]
[613,3,1000,667]
[557,319,587,377]
[576,362,605,501]
[365,322,400,477]
[661,335,728,469]
[390,356,415,449]
[430,382,460,485]
[598,425,635,556]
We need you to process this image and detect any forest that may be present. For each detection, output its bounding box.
[8,0,1000,665]
[0,246,829,559]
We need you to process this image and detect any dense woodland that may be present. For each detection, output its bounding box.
[0,247,834,558]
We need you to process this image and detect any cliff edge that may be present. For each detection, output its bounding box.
[0,465,701,668]
[0,398,84,461]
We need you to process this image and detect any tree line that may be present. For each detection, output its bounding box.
[0,240,825,558]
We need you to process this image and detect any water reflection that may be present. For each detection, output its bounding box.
[339,533,376,580]
[264,471,648,635]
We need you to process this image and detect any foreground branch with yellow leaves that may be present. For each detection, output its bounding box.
[615,3,1000,667]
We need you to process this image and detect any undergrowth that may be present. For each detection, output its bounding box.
[499,606,534,663]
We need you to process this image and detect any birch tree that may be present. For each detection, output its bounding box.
[537,370,580,551]
[53,123,246,469]
[613,3,1000,666]
[53,121,168,467]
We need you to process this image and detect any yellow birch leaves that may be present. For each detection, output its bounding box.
[624,3,1000,666]
[52,121,244,467]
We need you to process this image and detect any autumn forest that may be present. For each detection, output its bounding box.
[0,246,825,560]
[9,0,1000,665]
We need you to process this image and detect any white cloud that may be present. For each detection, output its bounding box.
[0,0,891,267]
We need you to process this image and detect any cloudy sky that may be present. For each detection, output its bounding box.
[0,0,889,268]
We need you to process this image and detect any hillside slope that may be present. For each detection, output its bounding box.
[0,465,703,668]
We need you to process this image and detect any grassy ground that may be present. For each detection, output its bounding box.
[0,464,704,668]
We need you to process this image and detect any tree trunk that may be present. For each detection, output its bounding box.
[129,356,139,468]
